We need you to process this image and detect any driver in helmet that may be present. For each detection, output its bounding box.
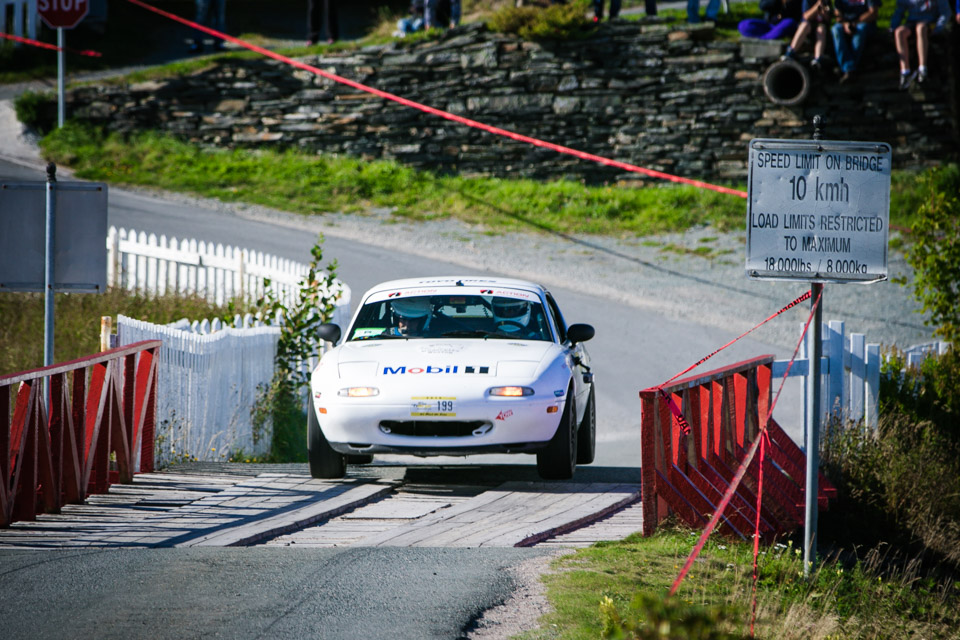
[389,297,433,337]
[492,297,536,336]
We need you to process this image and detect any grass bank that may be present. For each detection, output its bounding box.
[36,123,947,239]
[38,122,748,236]
[537,524,959,639]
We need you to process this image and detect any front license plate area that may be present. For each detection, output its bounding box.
[411,396,456,417]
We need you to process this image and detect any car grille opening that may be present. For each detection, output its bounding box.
[379,420,492,437]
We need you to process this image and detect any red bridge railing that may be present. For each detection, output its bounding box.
[0,340,161,528]
[640,355,836,539]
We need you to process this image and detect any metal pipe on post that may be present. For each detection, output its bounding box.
[44,163,57,368]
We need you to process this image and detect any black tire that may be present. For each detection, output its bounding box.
[576,386,596,465]
[307,407,345,479]
[537,388,577,480]
[345,454,374,465]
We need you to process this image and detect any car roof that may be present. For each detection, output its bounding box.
[360,276,548,299]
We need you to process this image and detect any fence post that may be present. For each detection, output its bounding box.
[865,344,880,430]
[824,320,842,420]
[849,333,866,422]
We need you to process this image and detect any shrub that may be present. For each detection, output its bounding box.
[898,165,960,344]
[821,347,960,570]
[13,90,56,135]
[487,0,593,40]
[245,236,342,462]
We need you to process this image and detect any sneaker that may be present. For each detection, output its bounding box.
[917,68,927,84]
[810,57,822,71]
[899,70,916,90]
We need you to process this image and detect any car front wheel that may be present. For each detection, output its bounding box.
[576,386,596,465]
[536,387,577,480]
[308,407,346,479]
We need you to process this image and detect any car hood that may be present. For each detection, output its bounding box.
[328,339,558,380]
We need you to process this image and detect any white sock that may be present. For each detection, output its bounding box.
[918,65,927,74]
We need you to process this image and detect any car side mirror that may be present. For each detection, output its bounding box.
[317,323,342,345]
[566,323,595,344]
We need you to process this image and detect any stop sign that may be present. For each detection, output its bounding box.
[37,0,89,29]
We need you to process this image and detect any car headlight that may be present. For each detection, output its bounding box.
[488,386,534,397]
[338,387,380,397]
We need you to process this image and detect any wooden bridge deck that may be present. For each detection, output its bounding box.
[0,464,642,549]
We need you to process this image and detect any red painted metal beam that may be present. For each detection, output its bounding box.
[1,341,162,528]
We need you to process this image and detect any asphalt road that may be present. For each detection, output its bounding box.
[0,547,546,640]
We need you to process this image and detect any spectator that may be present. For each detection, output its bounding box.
[831,0,881,83]
[308,0,339,45]
[782,0,831,70]
[593,0,622,21]
[738,0,801,39]
[188,0,227,53]
[395,0,426,36]
[891,0,951,88]
[425,0,461,29]
[687,0,721,22]
[956,0,960,22]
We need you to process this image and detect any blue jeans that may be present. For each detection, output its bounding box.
[831,21,875,73]
[687,0,720,22]
[194,0,226,36]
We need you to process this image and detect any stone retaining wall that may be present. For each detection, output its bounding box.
[65,20,959,184]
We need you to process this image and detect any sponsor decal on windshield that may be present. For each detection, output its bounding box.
[354,328,387,338]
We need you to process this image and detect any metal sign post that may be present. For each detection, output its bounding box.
[58,28,65,127]
[745,125,891,576]
[37,0,91,128]
[804,281,822,576]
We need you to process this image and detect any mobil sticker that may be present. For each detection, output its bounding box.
[381,365,493,375]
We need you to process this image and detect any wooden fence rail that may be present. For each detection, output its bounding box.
[0,340,161,528]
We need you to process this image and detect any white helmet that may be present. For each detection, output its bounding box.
[391,297,432,319]
[492,297,530,330]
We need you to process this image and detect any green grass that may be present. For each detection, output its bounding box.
[36,122,951,240]
[0,288,240,376]
[537,524,960,639]
[38,122,748,236]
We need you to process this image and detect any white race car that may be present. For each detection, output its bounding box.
[308,276,596,480]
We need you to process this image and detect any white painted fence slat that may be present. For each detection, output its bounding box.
[105,225,350,316]
[117,315,281,466]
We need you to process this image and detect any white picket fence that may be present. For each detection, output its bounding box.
[773,320,881,430]
[117,314,280,467]
[0,0,37,43]
[107,226,329,308]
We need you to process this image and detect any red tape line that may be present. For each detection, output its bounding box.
[0,32,102,57]
[667,289,822,604]
[125,0,748,198]
[652,289,811,444]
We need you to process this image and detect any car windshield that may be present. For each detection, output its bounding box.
[346,294,552,342]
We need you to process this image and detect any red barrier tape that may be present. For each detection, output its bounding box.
[0,32,102,57]
[653,289,811,443]
[668,288,822,601]
[125,0,748,198]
